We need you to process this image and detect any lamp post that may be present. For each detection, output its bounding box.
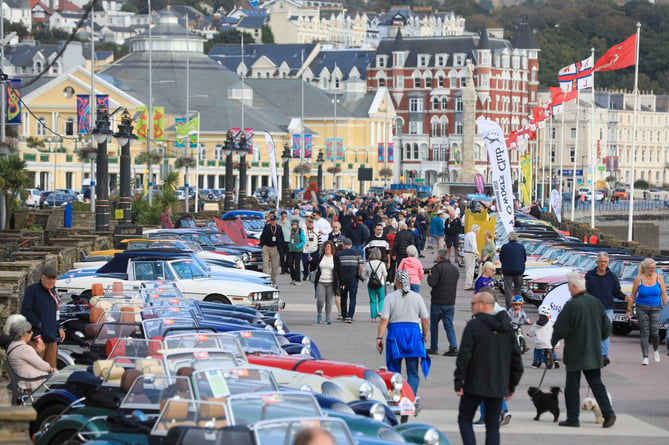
[282,143,291,206]
[238,133,247,209]
[92,108,114,232]
[223,131,235,211]
[316,150,324,194]
[114,109,136,225]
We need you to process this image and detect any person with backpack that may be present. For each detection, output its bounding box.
[361,248,388,322]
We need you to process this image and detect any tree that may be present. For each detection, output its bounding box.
[261,25,274,44]
[204,30,255,54]
[121,2,140,13]
[0,156,30,229]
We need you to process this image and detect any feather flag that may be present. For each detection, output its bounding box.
[594,34,636,72]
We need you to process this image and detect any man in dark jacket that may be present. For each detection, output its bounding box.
[584,252,625,366]
[427,249,460,356]
[454,291,523,445]
[391,223,415,265]
[334,238,363,323]
[259,214,283,284]
[343,216,367,259]
[552,272,615,428]
[444,209,462,265]
[499,231,526,309]
[21,265,66,368]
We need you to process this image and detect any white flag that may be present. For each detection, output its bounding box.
[264,131,280,212]
[477,119,515,236]
[550,189,562,223]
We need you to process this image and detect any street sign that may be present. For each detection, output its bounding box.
[558,169,583,176]
[415,179,424,183]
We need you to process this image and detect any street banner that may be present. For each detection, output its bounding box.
[6,79,21,124]
[326,138,334,160]
[77,95,91,134]
[550,188,562,223]
[378,143,384,162]
[478,119,514,236]
[474,173,485,194]
[264,131,280,212]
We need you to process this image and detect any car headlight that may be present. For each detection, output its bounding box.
[300,346,311,355]
[235,258,244,269]
[359,381,373,401]
[299,384,312,392]
[301,336,311,347]
[274,319,284,332]
[369,402,385,422]
[243,252,251,262]
[423,428,440,445]
[391,389,401,402]
[390,373,403,390]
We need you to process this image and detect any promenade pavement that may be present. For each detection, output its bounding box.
[276,253,669,445]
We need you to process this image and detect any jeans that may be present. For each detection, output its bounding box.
[410,283,420,293]
[302,251,319,280]
[280,241,289,273]
[340,282,359,320]
[430,304,457,351]
[289,251,301,282]
[352,245,364,260]
[478,400,508,420]
[368,286,385,319]
[387,357,419,396]
[636,304,661,357]
[458,393,502,445]
[602,309,613,356]
[502,274,523,309]
[564,369,614,423]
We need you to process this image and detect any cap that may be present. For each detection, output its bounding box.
[437,210,444,214]
[269,215,277,221]
[281,211,287,215]
[41,265,58,276]
[290,218,299,225]
[342,237,352,246]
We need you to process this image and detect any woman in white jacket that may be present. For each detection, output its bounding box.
[361,248,388,322]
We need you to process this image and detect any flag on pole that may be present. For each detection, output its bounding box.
[594,34,636,72]
[558,55,594,91]
[176,115,199,139]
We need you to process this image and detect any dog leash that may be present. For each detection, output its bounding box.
[537,366,548,390]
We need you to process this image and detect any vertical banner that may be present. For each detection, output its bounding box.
[189,115,199,148]
[264,131,280,212]
[175,117,186,149]
[136,106,148,140]
[244,128,253,154]
[326,138,334,160]
[388,143,394,163]
[292,134,301,158]
[378,143,384,162]
[96,94,109,113]
[6,79,21,124]
[304,134,312,158]
[77,94,91,134]
[478,119,514,236]
[453,146,462,166]
[520,154,532,206]
[550,189,562,223]
[335,138,344,161]
[230,127,241,150]
[153,106,165,141]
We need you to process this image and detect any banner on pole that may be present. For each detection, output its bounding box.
[378,143,384,162]
[6,79,21,124]
[478,119,514,236]
[326,138,334,161]
[387,143,394,163]
[335,138,344,161]
[264,131,280,212]
[550,189,562,223]
[77,95,91,134]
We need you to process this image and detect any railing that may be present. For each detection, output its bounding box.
[564,199,669,212]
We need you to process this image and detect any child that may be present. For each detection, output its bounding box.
[507,295,532,326]
[527,305,559,369]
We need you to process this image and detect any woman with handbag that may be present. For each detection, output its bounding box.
[361,248,388,322]
[313,241,338,324]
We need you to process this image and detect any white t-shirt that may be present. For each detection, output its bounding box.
[318,255,335,283]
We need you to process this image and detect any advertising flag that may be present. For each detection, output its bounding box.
[175,117,186,149]
[478,119,514,236]
[6,79,21,124]
[175,115,199,139]
[387,143,394,163]
[264,131,280,212]
[335,138,344,161]
[326,138,334,160]
[77,95,91,134]
[558,56,594,91]
[594,34,636,72]
[152,106,165,141]
[378,143,384,162]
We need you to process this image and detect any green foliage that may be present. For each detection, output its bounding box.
[26,136,45,149]
[204,30,256,54]
[72,201,90,211]
[3,19,29,39]
[634,179,649,189]
[0,156,30,229]
[121,2,139,13]
[261,25,275,44]
[130,171,179,225]
[31,23,71,44]
[96,41,130,60]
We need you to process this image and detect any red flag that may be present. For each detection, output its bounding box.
[550,87,564,105]
[593,34,636,72]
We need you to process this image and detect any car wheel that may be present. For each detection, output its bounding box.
[30,403,68,437]
[612,324,632,336]
[204,294,232,305]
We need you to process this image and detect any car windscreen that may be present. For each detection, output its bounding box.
[170,259,209,279]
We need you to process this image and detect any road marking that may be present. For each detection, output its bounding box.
[414,410,669,436]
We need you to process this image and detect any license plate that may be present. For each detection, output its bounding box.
[399,397,416,416]
[613,314,627,322]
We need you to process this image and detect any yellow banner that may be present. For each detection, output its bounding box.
[135,106,165,141]
[520,154,532,205]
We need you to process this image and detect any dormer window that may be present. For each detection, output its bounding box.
[377,56,387,68]
[418,54,430,67]
[453,54,465,67]
[436,54,448,67]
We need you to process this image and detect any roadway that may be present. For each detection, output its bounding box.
[276,252,669,445]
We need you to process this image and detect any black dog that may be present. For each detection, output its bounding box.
[527,386,561,422]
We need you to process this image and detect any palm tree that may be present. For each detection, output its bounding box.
[0,156,30,229]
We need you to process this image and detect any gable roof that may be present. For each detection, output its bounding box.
[308,49,375,81]
[209,43,317,77]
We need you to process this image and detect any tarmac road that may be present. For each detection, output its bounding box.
[275,254,669,445]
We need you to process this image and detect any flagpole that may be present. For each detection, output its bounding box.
[548,116,553,211]
[559,107,565,202]
[571,89,580,222]
[628,23,641,241]
[589,48,596,228]
[540,124,546,209]
[534,129,539,203]
[195,110,200,214]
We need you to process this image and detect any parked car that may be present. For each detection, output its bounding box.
[254,186,277,203]
[25,188,42,207]
[40,192,73,208]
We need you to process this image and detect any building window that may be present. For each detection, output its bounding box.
[436,54,447,67]
[455,98,462,112]
[408,121,421,135]
[214,144,223,161]
[437,76,444,87]
[65,118,74,136]
[570,128,576,139]
[455,121,463,134]
[440,121,448,136]
[37,118,46,136]
[378,78,385,87]
[377,56,386,68]
[431,121,439,136]
[405,143,412,159]
[481,52,489,64]
[433,97,439,110]
[480,74,489,88]
[418,55,429,67]
[425,77,432,88]
[414,77,421,88]
[441,97,448,109]
[414,143,419,159]
[570,146,575,162]
[409,98,423,112]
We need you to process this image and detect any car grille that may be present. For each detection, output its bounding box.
[260,291,278,301]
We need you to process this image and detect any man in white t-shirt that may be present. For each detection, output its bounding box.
[312,210,332,244]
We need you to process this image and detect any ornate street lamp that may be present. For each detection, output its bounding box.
[238,133,248,209]
[316,150,324,194]
[282,142,291,206]
[114,109,137,225]
[92,108,114,231]
[223,131,235,211]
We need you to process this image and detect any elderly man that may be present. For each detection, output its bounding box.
[585,252,626,366]
[552,272,615,428]
[427,249,460,356]
[454,291,523,445]
[462,224,480,290]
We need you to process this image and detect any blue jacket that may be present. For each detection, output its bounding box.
[499,241,526,275]
[21,282,59,343]
[429,216,445,237]
[585,268,626,310]
[386,322,431,378]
